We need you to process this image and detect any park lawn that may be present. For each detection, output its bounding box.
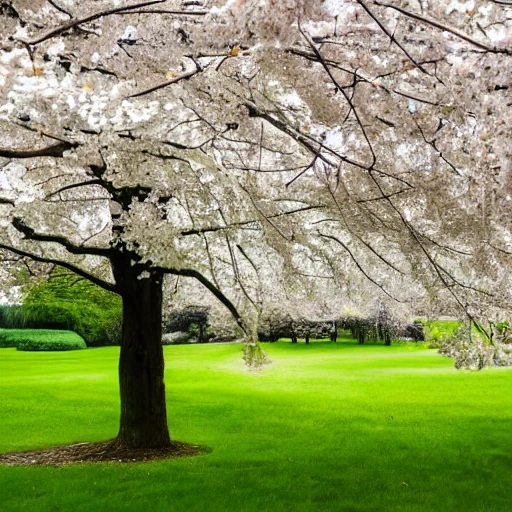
[0,339,511,512]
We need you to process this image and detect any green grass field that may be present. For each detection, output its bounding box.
[1,339,511,511]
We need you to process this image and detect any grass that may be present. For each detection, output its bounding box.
[0,328,86,351]
[0,338,511,511]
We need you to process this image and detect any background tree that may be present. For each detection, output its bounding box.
[0,0,511,451]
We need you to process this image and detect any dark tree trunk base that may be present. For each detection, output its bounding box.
[0,439,207,466]
[112,260,172,449]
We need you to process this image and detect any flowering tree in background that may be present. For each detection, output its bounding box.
[0,0,511,449]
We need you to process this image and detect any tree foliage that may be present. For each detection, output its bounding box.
[23,267,122,345]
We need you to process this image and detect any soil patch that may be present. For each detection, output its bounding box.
[0,440,207,466]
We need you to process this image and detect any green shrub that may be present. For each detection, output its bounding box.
[0,329,87,351]
[0,328,18,347]
[419,320,461,348]
[3,266,124,346]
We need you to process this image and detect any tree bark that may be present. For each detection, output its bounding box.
[198,322,206,343]
[330,321,338,342]
[112,259,171,449]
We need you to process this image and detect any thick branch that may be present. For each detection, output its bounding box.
[0,243,117,293]
[12,217,112,257]
[0,140,78,159]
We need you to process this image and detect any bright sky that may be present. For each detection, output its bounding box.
[0,170,8,189]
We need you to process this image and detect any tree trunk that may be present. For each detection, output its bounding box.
[198,322,205,343]
[384,328,392,346]
[113,260,171,449]
[331,321,338,342]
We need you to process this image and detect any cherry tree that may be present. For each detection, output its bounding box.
[0,0,511,450]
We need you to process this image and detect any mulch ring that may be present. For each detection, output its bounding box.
[0,440,207,466]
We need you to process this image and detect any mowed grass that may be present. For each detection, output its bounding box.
[0,339,511,512]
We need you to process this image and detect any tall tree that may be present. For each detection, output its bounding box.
[0,0,511,449]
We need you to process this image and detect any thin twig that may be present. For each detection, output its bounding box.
[23,1,168,45]
[127,67,203,98]
[47,0,73,18]
[375,1,511,55]
[356,0,429,73]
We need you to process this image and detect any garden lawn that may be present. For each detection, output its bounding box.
[0,339,511,512]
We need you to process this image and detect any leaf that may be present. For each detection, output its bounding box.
[228,46,240,57]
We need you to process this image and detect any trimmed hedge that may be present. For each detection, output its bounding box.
[0,329,87,351]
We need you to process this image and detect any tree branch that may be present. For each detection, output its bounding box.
[45,179,105,199]
[244,100,414,189]
[114,9,208,16]
[22,0,169,45]
[375,1,512,55]
[47,0,73,18]
[180,205,321,236]
[0,243,118,293]
[299,26,377,167]
[162,267,246,334]
[127,66,204,99]
[12,217,112,257]
[318,232,402,301]
[357,0,428,73]
[0,140,78,159]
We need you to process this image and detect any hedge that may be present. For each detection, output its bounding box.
[0,329,87,351]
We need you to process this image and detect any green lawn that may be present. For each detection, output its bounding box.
[0,339,511,511]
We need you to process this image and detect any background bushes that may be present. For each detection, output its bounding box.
[0,267,122,346]
[420,319,460,348]
[0,329,87,351]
